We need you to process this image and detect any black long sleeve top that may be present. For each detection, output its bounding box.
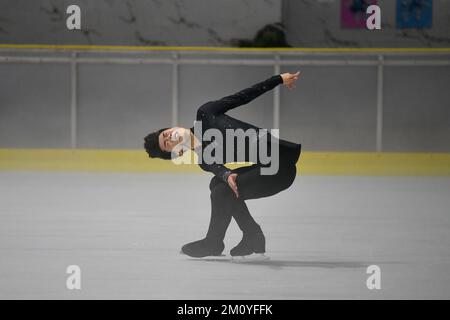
[189,75,284,183]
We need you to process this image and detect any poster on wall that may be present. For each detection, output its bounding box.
[396,0,433,29]
[341,0,378,29]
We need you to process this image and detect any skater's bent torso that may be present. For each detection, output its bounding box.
[189,75,301,183]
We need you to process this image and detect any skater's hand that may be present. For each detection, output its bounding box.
[227,173,239,198]
[281,71,300,90]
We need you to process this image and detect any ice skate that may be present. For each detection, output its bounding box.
[180,238,225,258]
[230,228,266,260]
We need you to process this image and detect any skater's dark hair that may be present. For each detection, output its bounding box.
[144,128,172,160]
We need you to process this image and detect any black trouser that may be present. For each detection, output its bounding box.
[205,140,301,242]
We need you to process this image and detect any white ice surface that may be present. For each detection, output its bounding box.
[0,172,449,299]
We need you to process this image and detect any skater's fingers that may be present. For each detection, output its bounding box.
[229,181,239,198]
[227,177,237,196]
[233,187,239,198]
[234,182,239,198]
[230,184,237,197]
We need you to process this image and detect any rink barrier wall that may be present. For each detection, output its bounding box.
[1,46,449,153]
[0,149,449,176]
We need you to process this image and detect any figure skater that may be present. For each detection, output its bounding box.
[144,72,302,259]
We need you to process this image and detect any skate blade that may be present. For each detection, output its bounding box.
[180,251,227,259]
[231,253,270,263]
[199,254,228,261]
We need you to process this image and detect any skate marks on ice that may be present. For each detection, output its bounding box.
[185,256,402,269]
[182,253,270,263]
[186,253,271,264]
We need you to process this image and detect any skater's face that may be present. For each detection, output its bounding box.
[158,127,186,153]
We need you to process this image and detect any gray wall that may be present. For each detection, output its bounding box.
[1,51,449,152]
[383,66,450,151]
[280,66,378,151]
[0,0,281,46]
[279,63,450,152]
[1,0,449,48]
[77,63,172,148]
[0,63,72,148]
[284,0,450,48]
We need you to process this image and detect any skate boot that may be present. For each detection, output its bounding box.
[230,228,268,261]
[181,238,225,258]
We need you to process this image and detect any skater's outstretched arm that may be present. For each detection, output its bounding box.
[198,72,300,115]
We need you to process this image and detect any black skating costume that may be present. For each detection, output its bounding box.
[182,75,302,258]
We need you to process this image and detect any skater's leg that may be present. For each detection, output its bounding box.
[234,140,300,200]
[201,164,263,235]
[182,143,301,258]
[207,172,266,257]
[228,145,301,257]
[203,170,267,255]
[205,176,235,241]
[181,176,235,258]
[234,162,297,201]
[230,198,260,234]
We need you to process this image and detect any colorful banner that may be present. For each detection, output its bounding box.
[341,0,378,29]
[396,0,433,29]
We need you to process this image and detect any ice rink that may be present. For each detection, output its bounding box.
[1,172,449,299]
